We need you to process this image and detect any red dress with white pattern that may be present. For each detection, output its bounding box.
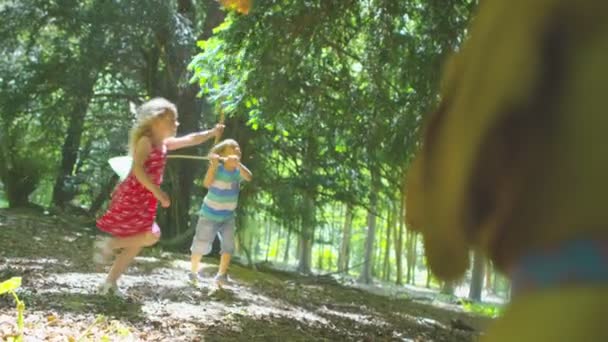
[97,145,167,237]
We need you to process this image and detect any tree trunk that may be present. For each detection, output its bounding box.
[337,204,353,273]
[469,250,485,301]
[283,226,292,264]
[406,231,412,284]
[3,157,41,208]
[327,221,335,270]
[265,219,272,262]
[485,260,493,294]
[395,191,405,285]
[159,87,204,240]
[6,181,34,208]
[358,169,379,284]
[52,82,96,208]
[297,137,317,274]
[249,227,256,263]
[317,228,324,271]
[407,231,418,285]
[88,174,119,215]
[493,268,499,295]
[319,227,327,271]
[296,233,302,264]
[297,194,315,274]
[238,231,255,269]
[274,226,283,262]
[157,2,225,243]
[254,232,261,259]
[373,219,382,278]
[408,232,418,285]
[382,207,393,281]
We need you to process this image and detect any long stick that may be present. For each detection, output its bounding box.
[167,154,209,160]
[214,109,225,146]
[167,154,227,162]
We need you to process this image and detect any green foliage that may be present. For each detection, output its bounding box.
[0,274,135,341]
[0,276,21,295]
[0,277,25,341]
[190,0,476,225]
[0,185,8,208]
[460,299,504,318]
[0,0,489,291]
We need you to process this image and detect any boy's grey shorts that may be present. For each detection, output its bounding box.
[190,216,235,255]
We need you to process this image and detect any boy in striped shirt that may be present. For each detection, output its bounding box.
[189,139,252,287]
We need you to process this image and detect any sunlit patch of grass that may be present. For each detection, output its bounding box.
[0,190,7,208]
[459,299,504,318]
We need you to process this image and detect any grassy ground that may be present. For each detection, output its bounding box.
[0,208,493,341]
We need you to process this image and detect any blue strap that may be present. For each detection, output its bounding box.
[510,239,608,296]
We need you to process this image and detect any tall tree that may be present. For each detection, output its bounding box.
[382,206,393,281]
[338,204,353,273]
[395,192,406,285]
[186,0,478,278]
[468,250,485,301]
[359,167,380,284]
[406,230,418,284]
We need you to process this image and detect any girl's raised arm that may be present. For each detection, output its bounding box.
[165,124,224,151]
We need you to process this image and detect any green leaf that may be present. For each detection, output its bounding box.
[213,19,233,34]
[0,277,22,295]
[196,40,208,50]
[335,144,347,153]
[118,328,130,336]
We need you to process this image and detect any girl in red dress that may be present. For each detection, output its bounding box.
[94,97,223,296]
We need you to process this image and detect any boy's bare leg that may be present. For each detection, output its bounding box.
[191,253,203,273]
[218,253,231,275]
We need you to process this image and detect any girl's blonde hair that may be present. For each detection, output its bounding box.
[128,97,178,155]
[210,139,239,157]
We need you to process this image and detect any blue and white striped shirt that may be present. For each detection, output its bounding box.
[199,164,243,222]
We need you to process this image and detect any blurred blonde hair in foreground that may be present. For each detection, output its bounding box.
[406,0,608,340]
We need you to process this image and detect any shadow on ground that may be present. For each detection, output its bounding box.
[0,208,492,341]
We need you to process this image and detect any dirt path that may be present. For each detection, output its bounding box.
[0,209,491,341]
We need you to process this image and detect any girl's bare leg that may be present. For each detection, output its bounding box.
[105,246,142,284]
[108,232,158,250]
[101,231,159,286]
